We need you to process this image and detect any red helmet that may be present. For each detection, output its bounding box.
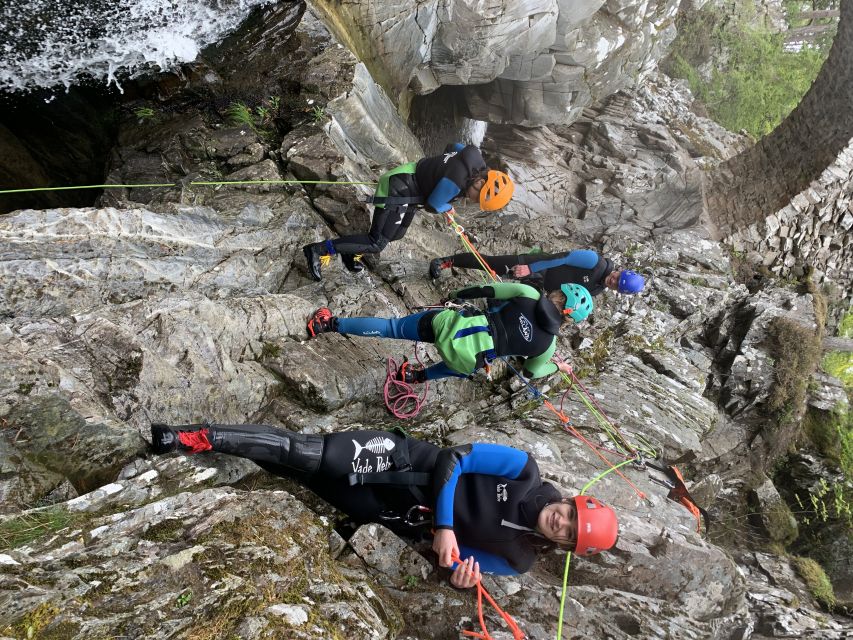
[573,496,618,556]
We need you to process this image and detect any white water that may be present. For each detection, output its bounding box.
[0,0,271,93]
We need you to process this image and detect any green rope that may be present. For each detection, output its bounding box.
[0,179,377,195]
[556,457,638,640]
[558,371,658,459]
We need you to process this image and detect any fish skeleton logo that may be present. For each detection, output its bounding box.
[352,437,396,459]
[443,151,458,164]
[496,483,508,502]
[518,314,533,342]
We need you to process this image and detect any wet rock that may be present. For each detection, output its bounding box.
[749,475,799,546]
[348,523,433,586]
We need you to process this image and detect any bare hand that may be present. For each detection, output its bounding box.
[432,528,460,568]
[450,556,481,589]
[556,361,573,375]
[512,264,531,278]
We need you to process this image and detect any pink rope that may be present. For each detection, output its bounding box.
[383,354,429,419]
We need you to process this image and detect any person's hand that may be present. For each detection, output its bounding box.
[556,360,573,375]
[512,264,531,278]
[432,528,460,568]
[450,556,481,589]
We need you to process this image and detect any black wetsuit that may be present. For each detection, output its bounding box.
[214,425,559,575]
[329,143,486,256]
[449,249,613,295]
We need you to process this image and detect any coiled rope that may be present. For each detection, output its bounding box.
[383,354,430,420]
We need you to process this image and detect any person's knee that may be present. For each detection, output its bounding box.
[368,234,390,253]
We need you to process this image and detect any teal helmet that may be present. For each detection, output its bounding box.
[560,283,593,323]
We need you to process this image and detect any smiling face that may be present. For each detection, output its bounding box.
[605,270,621,291]
[536,499,578,547]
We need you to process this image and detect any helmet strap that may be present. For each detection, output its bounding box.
[562,307,574,316]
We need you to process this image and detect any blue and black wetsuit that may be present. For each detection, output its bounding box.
[203,424,560,576]
[446,249,613,295]
[328,143,487,256]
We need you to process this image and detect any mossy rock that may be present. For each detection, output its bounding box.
[792,555,837,611]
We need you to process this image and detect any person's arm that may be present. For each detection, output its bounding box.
[452,282,540,302]
[432,443,531,531]
[520,337,559,378]
[528,249,600,274]
[454,546,519,576]
[426,177,462,213]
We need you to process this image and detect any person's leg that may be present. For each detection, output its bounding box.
[430,252,521,278]
[303,208,393,280]
[335,310,434,341]
[329,205,393,255]
[151,422,324,479]
[423,361,470,380]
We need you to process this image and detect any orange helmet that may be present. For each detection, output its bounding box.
[479,169,514,212]
[573,496,618,556]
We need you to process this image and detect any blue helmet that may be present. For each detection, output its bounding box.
[560,283,593,323]
[617,270,645,295]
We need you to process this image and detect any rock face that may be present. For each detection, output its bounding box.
[1,3,852,640]
[311,0,683,126]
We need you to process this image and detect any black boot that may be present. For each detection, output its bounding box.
[396,360,426,384]
[429,257,453,279]
[303,243,326,281]
[151,423,212,455]
[341,253,364,273]
[207,424,324,478]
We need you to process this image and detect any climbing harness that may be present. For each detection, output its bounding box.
[383,353,429,420]
[451,553,527,640]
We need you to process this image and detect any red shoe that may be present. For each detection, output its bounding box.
[307,307,336,337]
[396,360,426,384]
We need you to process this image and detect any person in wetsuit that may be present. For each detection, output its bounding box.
[305,282,594,383]
[150,422,619,586]
[302,143,514,281]
[429,249,645,296]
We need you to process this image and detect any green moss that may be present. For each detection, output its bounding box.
[765,317,823,414]
[791,555,837,610]
[260,342,281,360]
[664,1,831,138]
[765,501,798,546]
[576,328,615,376]
[141,518,185,543]
[16,382,35,395]
[0,508,76,550]
[1,601,79,639]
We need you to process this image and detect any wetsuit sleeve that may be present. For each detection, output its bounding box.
[432,443,529,530]
[426,177,462,213]
[521,337,558,378]
[528,249,600,274]
[452,282,540,301]
[455,545,519,576]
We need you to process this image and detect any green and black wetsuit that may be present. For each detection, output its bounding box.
[328,143,486,257]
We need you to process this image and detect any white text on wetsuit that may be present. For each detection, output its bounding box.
[352,455,392,473]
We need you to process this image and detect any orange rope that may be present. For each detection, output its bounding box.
[452,553,527,640]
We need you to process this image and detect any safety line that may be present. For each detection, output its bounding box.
[556,457,638,640]
[0,179,377,195]
[452,552,526,640]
